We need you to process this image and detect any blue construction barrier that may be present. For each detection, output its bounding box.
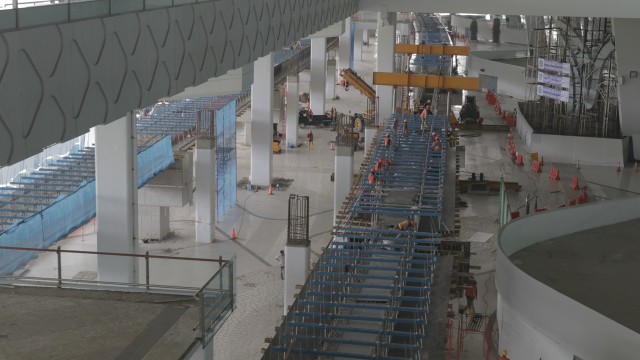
[215,101,237,218]
[0,136,174,276]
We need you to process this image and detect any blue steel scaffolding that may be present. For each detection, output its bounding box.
[265,114,450,359]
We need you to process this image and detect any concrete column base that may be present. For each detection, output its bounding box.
[138,206,170,242]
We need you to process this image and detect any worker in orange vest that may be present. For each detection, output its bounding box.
[465,277,478,310]
[367,170,376,185]
[402,118,409,134]
[394,219,415,231]
[497,349,510,360]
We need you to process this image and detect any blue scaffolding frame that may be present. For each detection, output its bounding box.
[266,114,451,359]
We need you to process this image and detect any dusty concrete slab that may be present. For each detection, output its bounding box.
[0,287,198,360]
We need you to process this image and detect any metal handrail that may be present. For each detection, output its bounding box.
[0,244,227,290]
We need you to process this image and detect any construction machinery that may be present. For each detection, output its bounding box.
[339,69,378,120]
[459,95,481,123]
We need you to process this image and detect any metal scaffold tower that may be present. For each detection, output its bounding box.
[263,114,450,359]
[524,16,620,138]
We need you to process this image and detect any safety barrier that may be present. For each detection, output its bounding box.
[0,136,173,275]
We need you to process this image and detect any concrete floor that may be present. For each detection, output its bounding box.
[0,288,198,360]
[7,30,640,360]
[510,217,640,334]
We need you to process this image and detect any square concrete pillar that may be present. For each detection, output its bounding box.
[138,206,170,241]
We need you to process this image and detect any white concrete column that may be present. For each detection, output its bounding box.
[377,11,397,121]
[251,53,274,186]
[274,87,282,136]
[95,113,137,283]
[339,17,353,71]
[363,29,369,45]
[354,28,363,61]
[244,121,251,146]
[284,244,310,315]
[397,22,410,43]
[286,76,299,149]
[334,145,354,222]
[195,131,215,244]
[326,59,337,100]
[310,38,327,115]
[613,18,640,159]
[364,126,378,155]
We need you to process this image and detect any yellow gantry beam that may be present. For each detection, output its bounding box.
[372,72,479,90]
[395,44,470,56]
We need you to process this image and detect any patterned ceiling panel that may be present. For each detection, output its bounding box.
[0,0,358,165]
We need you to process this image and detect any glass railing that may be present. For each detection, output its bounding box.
[0,0,213,30]
[198,255,235,348]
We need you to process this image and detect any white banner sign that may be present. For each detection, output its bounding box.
[537,85,570,102]
[537,72,571,89]
[538,58,571,75]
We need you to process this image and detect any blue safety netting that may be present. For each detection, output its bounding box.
[0,136,174,276]
[137,135,174,187]
[216,100,237,218]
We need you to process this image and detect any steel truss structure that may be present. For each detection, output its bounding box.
[524,16,620,138]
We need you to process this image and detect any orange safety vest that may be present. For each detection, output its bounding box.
[398,220,414,230]
[465,286,477,298]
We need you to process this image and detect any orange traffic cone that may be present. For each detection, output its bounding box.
[268,184,273,195]
[569,176,580,190]
[231,227,237,240]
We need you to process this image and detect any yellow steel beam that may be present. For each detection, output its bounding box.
[372,72,479,90]
[395,44,470,56]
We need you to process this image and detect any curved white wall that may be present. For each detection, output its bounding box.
[497,198,640,359]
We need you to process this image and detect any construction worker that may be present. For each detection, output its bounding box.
[384,133,391,147]
[307,129,314,149]
[431,138,442,152]
[497,349,510,360]
[394,219,415,231]
[367,170,376,185]
[373,159,383,172]
[275,250,285,280]
[465,277,478,310]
